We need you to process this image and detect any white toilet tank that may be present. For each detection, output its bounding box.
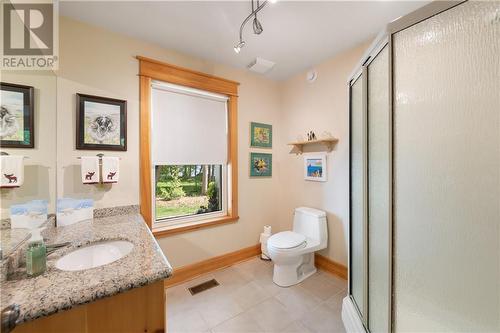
[293,207,328,245]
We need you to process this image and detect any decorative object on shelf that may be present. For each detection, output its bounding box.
[250,122,272,148]
[250,152,272,177]
[0,82,34,148]
[320,131,334,140]
[307,131,317,141]
[288,137,338,155]
[76,94,127,151]
[304,154,327,182]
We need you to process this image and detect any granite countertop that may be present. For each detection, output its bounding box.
[0,213,172,324]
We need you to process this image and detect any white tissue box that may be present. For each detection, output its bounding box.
[57,198,94,227]
[10,200,48,229]
[11,213,47,229]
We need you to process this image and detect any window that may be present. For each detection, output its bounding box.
[150,80,233,231]
[138,56,239,236]
[154,164,225,223]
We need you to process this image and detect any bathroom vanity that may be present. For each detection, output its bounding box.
[0,211,172,333]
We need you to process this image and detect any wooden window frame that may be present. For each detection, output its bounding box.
[137,56,239,237]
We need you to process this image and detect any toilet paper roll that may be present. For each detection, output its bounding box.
[259,233,270,244]
[263,225,272,236]
[260,232,271,260]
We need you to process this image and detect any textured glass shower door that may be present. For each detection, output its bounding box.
[347,1,499,332]
[367,45,390,333]
[349,44,391,331]
[393,1,500,331]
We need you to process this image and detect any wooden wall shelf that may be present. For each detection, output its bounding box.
[288,138,339,155]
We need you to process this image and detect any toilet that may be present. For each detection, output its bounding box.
[267,207,328,287]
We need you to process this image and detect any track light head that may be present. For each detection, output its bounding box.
[253,17,263,35]
[234,40,246,54]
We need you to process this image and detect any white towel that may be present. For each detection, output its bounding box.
[81,156,99,184]
[0,155,24,188]
[102,156,119,183]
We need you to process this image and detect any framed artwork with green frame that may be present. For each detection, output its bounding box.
[250,152,272,177]
[250,122,272,148]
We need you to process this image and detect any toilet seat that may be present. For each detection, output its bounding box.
[268,231,306,250]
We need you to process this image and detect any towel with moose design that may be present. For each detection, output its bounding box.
[0,155,24,188]
[81,156,99,184]
[102,156,119,183]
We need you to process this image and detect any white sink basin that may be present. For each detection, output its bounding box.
[55,240,134,271]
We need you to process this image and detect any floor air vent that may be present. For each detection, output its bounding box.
[188,279,219,295]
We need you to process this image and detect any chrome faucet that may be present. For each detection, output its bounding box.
[46,241,71,255]
[1,304,20,333]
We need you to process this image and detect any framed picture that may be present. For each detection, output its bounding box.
[250,122,272,148]
[304,154,327,182]
[250,152,272,177]
[76,94,127,151]
[0,82,34,148]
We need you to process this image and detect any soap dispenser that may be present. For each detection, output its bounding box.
[25,228,46,277]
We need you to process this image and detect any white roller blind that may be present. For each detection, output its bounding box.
[151,81,228,165]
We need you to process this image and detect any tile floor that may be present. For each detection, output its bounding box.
[166,257,347,333]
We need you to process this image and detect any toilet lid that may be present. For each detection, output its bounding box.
[268,231,306,249]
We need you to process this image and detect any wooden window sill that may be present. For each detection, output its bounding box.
[153,215,239,238]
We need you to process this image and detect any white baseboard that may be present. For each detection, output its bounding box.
[342,296,366,333]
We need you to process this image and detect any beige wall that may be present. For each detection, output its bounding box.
[278,41,370,266]
[1,71,57,218]
[58,16,370,268]
[57,17,283,267]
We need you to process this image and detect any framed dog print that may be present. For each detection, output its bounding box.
[304,154,327,182]
[0,82,34,148]
[250,122,272,148]
[76,94,127,151]
[250,152,272,177]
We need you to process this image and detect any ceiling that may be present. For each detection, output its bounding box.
[60,1,428,80]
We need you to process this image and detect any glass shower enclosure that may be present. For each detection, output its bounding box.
[345,1,500,332]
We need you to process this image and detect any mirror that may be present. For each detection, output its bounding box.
[0,70,57,253]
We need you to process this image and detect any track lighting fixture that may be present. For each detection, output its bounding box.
[234,0,276,53]
[253,17,263,35]
[234,40,246,54]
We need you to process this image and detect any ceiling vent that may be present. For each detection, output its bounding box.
[247,57,275,74]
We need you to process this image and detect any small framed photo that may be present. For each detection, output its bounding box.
[250,122,272,148]
[0,82,34,148]
[76,94,127,151]
[250,152,272,177]
[304,154,327,182]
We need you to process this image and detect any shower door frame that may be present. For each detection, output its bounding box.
[347,66,367,325]
[347,33,391,330]
[345,1,467,332]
